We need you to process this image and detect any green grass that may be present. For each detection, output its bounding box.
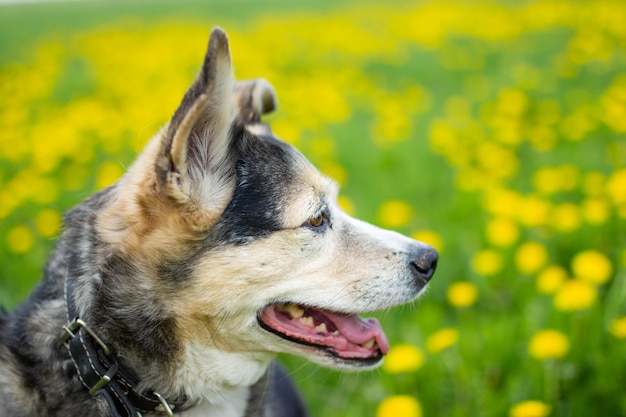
[1,1,625,416]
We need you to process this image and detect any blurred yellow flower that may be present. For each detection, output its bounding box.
[383,344,425,374]
[428,119,456,155]
[528,329,570,360]
[605,168,626,205]
[377,200,413,228]
[482,188,522,218]
[527,125,557,151]
[308,137,334,158]
[6,225,35,254]
[517,196,551,227]
[377,395,422,417]
[96,161,125,190]
[515,242,548,275]
[371,99,413,146]
[337,195,355,216]
[557,164,579,191]
[610,317,626,339]
[509,400,551,417]
[486,216,519,247]
[497,88,528,117]
[551,203,581,232]
[446,281,479,308]
[426,328,459,354]
[582,171,605,197]
[271,120,301,145]
[536,266,567,294]
[553,279,598,311]
[602,75,626,133]
[321,162,347,185]
[582,198,611,225]
[475,142,519,179]
[571,250,613,285]
[35,209,62,238]
[472,249,503,276]
[411,230,444,253]
[532,166,562,195]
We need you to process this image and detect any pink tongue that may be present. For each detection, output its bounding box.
[324,311,390,355]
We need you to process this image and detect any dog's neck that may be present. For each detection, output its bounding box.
[173,343,274,403]
[65,276,275,416]
[177,342,273,398]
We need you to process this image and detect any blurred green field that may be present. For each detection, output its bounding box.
[1,1,625,416]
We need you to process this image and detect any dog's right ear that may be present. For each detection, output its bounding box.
[155,28,237,228]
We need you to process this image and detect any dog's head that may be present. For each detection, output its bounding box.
[97,28,437,393]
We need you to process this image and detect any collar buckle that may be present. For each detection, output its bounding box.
[62,317,111,355]
[154,392,175,417]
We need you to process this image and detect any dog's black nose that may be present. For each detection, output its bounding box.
[410,246,438,284]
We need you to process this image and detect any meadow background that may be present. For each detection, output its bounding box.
[1,0,625,416]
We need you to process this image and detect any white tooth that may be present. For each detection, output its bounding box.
[285,304,304,319]
[333,330,341,336]
[299,316,314,327]
[362,339,376,349]
[315,323,328,334]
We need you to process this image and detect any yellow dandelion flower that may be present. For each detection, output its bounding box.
[411,230,444,253]
[532,167,562,195]
[96,161,124,190]
[29,176,59,205]
[515,242,548,275]
[472,249,503,276]
[571,250,613,285]
[551,202,581,232]
[606,168,626,205]
[482,188,522,218]
[528,330,570,360]
[426,328,459,354]
[582,198,610,225]
[446,281,479,308]
[429,119,457,155]
[337,195,355,216]
[308,137,334,158]
[7,225,35,254]
[321,162,347,185]
[554,279,597,312]
[377,395,422,417]
[383,344,425,374]
[610,317,626,339]
[509,400,551,417]
[536,266,567,294]
[35,209,62,238]
[581,171,604,197]
[517,196,551,227]
[270,119,301,145]
[498,88,528,116]
[377,200,413,228]
[486,216,520,247]
[557,164,579,191]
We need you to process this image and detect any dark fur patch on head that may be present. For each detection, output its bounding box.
[213,129,300,244]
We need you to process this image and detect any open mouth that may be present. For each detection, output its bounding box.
[258,303,389,364]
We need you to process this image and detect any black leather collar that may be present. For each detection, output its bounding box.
[62,274,188,416]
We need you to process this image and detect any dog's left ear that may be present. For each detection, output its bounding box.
[233,79,277,124]
[156,28,236,228]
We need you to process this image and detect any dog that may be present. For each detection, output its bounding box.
[0,28,438,417]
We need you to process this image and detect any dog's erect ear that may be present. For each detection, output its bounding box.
[233,79,277,124]
[156,28,236,227]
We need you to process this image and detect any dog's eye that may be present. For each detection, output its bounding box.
[307,213,329,230]
[308,214,325,228]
